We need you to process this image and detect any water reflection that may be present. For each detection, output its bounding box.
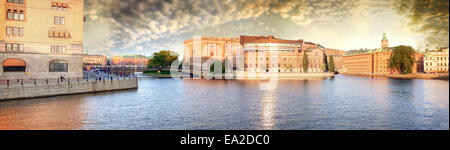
[0,75,448,130]
[260,90,276,130]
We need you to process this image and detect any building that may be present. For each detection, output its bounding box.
[83,55,107,66]
[324,48,345,72]
[183,36,241,71]
[424,48,449,73]
[1,0,84,79]
[112,55,149,68]
[342,33,423,75]
[183,35,341,74]
[381,33,389,48]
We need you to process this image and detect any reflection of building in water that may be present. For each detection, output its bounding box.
[261,90,275,130]
[83,55,107,66]
[112,55,149,68]
[343,33,424,75]
[183,35,344,73]
[424,48,449,73]
[0,0,84,79]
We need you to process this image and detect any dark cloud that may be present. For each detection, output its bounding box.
[394,0,449,47]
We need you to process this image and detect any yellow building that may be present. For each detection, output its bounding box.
[424,48,449,73]
[1,0,84,79]
[83,55,107,66]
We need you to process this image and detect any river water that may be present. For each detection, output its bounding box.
[0,75,448,130]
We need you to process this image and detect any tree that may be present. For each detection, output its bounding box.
[302,52,309,73]
[328,55,335,72]
[148,50,179,69]
[210,61,225,73]
[389,45,416,74]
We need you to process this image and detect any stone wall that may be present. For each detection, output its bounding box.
[0,79,138,101]
[0,53,83,79]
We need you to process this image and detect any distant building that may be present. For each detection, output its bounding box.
[112,55,149,67]
[381,33,389,48]
[424,48,449,73]
[83,55,107,66]
[183,35,343,73]
[1,0,84,79]
[343,33,423,74]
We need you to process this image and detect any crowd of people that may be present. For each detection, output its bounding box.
[84,66,136,81]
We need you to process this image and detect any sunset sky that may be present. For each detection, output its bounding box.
[83,0,449,57]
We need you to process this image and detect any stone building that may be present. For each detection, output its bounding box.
[424,48,449,73]
[183,35,338,74]
[1,0,84,79]
[343,32,425,75]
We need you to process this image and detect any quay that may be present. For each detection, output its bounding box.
[0,77,138,101]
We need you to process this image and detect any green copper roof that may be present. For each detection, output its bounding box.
[382,33,388,41]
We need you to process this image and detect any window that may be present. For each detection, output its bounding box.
[3,58,26,72]
[12,27,18,35]
[7,9,13,19]
[6,44,12,52]
[13,10,18,20]
[54,16,59,24]
[49,60,68,72]
[52,2,57,9]
[7,0,24,4]
[60,17,65,24]
[6,27,12,35]
[19,11,24,20]
[18,27,24,36]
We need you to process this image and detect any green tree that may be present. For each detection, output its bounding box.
[328,55,335,72]
[302,52,309,73]
[148,50,179,69]
[389,45,416,74]
[210,61,225,73]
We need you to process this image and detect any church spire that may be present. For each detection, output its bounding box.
[381,33,389,48]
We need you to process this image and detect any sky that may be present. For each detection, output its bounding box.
[83,0,449,57]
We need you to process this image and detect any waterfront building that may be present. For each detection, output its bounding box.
[343,33,423,74]
[83,55,107,66]
[112,55,149,68]
[424,48,449,73]
[183,36,242,71]
[324,48,345,72]
[0,0,84,79]
[183,35,341,73]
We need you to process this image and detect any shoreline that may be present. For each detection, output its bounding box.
[145,72,335,79]
[342,73,449,80]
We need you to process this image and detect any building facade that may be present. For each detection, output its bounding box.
[83,55,107,66]
[183,35,340,74]
[112,55,149,68]
[424,48,449,73]
[343,33,424,75]
[1,0,84,79]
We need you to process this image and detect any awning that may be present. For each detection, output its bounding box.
[51,2,57,7]
[3,59,26,67]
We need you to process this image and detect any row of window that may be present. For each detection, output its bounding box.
[6,9,25,21]
[5,43,25,52]
[425,62,449,67]
[51,45,67,54]
[7,0,24,4]
[54,16,65,25]
[2,59,68,72]
[6,26,24,37]
[51,2,69,10]
[48,30,71,38]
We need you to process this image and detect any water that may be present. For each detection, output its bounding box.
[0,75,448,130]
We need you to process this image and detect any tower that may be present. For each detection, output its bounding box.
[381,33,389,48]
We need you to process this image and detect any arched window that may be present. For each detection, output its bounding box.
[13,10,18,20]
[3,58,26,72]
[49,60,68,72]
[7,9,13,20]
[19,10,24,20]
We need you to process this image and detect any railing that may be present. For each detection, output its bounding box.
[0,74,137,88]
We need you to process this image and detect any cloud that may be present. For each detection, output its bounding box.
[84,0,446,56]
[393,0,449,47]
